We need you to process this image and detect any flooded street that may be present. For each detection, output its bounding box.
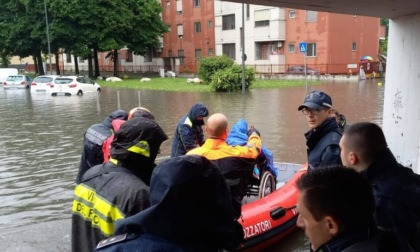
[0,79,384,251]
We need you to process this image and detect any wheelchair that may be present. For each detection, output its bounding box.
[246,163,277,199]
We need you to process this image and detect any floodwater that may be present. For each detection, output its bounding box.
[0,79,384,251]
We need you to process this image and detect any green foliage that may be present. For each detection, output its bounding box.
[198,56,234,83]
[98,77,315,92]
[379,39,388,56]
[209,65,255,92]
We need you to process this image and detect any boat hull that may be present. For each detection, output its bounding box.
[238,162,307,251]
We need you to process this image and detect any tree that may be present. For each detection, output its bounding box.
[379,18,389,55]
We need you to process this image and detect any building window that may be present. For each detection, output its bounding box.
[207,20,213,28]
[66,53,72,63]
[255,20,269,27]
[306,11,317,22]
[255,9,270,27]
[144,49,152,62]
[352,42,357,51]
[307,43,317,56]
[289,10,296,18]
[288,44,295,53]
[193,0,200,7]
[126,50,133,62]
[176,0,182,14]
[222,14,235,30]
[195,49,202,59]
[177,24,183,37]
[166,1,170,8]
[178,50,184,65]
[168,50,173,57]
[208,48,214,56]
[194,22,201,33]
[222,43,236,59]
[79,57,84,63]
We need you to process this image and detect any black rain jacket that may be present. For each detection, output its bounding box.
[76,110,128,183]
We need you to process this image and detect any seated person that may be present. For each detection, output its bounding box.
[226,118,278,179]
[95,155,243,252]
[187,113,261,219]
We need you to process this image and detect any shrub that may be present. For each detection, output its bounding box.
[198,56,234,83]
[209,65,255,92]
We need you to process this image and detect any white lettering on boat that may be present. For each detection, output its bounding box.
[243,220,272,239]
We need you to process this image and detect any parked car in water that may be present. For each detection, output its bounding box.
[286,66,320,75]
[31,75,60,93]
[50,76,101,96]
[3,75,32,89]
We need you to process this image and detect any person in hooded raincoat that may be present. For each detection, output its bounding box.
[71,117,168,252]
[76,110,128,184]
[171,102,209,157]
[226,118,278,178]
[94,155,244,252]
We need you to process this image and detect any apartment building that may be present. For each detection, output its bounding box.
[161,0,215,73]
[56,2,382,76]
[214,2,286,74]
[285,10,382,74]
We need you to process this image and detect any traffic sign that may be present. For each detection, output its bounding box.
[299,42,307,53]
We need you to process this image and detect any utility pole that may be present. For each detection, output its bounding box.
[44,0,53,75]
[241,3,246,95]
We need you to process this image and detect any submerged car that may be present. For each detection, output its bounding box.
[287,66,320,75]
[50,76,101,96]
[31,75,60,93]
[3,75,32,89]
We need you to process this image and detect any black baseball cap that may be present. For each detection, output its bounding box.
[298,90,332,110]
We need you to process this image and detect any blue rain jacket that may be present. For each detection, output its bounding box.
[226,119,278,177]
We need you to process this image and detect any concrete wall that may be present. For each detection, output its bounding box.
[383,13,420,173]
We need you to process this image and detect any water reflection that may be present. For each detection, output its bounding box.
[0,79,384,250]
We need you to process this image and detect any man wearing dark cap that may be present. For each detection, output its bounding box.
[76,110,128,184]
[171,102,209,157]
[94,155,244,252]
[71,117,168,252]
[298,90,343,170]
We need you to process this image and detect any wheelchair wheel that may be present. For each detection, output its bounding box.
[258,171,276,198]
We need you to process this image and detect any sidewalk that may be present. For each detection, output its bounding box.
[0,219,71,252]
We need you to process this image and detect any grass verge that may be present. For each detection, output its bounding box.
[97,77,320,92]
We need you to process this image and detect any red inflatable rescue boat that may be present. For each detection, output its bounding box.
[238,162,307,251]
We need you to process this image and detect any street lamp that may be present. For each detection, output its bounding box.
[44,0,53,74]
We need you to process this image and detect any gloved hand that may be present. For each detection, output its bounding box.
[247,126,260,137]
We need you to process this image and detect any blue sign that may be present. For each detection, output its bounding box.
[299,42,307,53]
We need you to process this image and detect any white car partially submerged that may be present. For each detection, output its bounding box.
[50,76,101,96]
[3,75,32,89]
[31,75,59,93]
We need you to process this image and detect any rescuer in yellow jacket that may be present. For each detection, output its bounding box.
[187,113,262,219]
[71,117,168,252]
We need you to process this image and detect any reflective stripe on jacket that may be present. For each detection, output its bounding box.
[71,162,150,252]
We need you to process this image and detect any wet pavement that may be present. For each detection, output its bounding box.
[0,219,70,252]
